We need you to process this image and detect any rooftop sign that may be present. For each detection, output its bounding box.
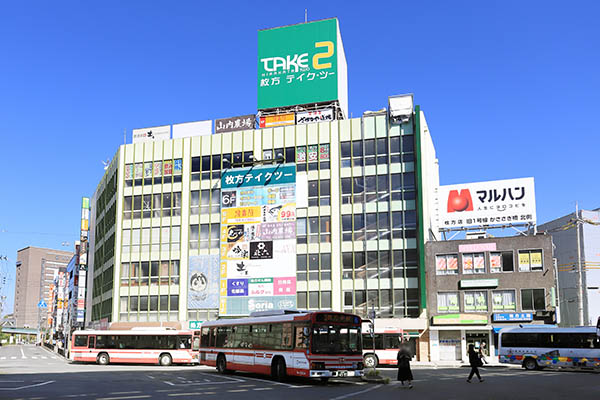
[257,18,348,117]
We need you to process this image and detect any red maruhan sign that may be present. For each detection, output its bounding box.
[447,189,474,212]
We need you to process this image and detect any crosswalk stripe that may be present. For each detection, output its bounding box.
[42,356,47,359]
[11,356,16,359]
[32,356,38,359]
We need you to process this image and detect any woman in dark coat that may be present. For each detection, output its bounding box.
[467,344,484,383]
[397,341,414,388]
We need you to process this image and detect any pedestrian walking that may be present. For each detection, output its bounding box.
[479,342,488,365]
[397,340,414,389]
[467,344,484,383]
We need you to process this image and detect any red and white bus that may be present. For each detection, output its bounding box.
[70,328,199,366]
[361,321,408,367]
[198,310,364,381]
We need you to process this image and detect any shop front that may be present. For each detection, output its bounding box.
[429,313,494,363]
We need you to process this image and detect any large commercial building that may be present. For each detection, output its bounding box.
[87,102,439,356]
[425,235,556,362]
[539,208,600,326]
[14,247,73,328]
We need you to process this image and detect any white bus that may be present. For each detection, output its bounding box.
[498,325,600,371]
[361,321,408,367]
[71,328,199,366]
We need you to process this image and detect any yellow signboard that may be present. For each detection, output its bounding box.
[221,206,262,224]
[259,113,295,128]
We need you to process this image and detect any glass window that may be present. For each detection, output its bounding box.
[352,140,363,157]
[436,254,458,275]
[437,292,460,313]
[321,291,331,309]
[402,135,414,153]
[341,141,351,158]
[462,253,485,274]
[521,289,545,311]
[309,292,319,309]
[518,250,543,272]
[492,290,516,311]
[297,292,307,309]
[464,291,487,312]
[490,251,514,273]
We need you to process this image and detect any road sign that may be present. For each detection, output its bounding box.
[37,300,47,308]
[189,320,203,330]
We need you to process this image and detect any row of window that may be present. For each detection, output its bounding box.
[122,227,181,253]
[123,193,182,219]
[341,211,417,241]
[204,323,301,350]
[435,249,543,276]
[296,216,331,244]
[343,288,420,318]
[341,173,415,205]
[501,332,600,349]
[297,291,331,309]
[340,137,414,168]
[124,159,183,187]
[190,189,220,215]
[119,261,180,286]
[189,224,220,250]
[296,253,331,281]
[437,288,546,313]
[342,250,419,280]
[119,294,179,312]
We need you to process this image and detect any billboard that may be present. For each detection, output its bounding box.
[132,125,171,143]
[215,114,256,133]
[188,255,220,309]
[172,120,212,138]
[437,177,536,229]
[257,18,347,116]
[296,109,334,125]
[220,164,296,315]
[259,113,295,128]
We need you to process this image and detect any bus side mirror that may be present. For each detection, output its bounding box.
[192,337,200,351]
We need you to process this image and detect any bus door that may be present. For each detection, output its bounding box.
[293,324,310,370]
[87,335,96,355]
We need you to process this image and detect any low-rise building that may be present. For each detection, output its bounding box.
[425,234,556,363]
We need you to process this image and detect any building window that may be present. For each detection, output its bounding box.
[463,253,485,274]
[297,254,307,281]
[308,291,319,309]
[464,291,488,312]
[490,251,514,273]
[308,179,330,207]
[436,254,458,275]
[492,290,516,311]
[518,250,543,272]
[297,292,307,309]
[521,288,545,311]
[437,292,460,313]
[296,217,307,244]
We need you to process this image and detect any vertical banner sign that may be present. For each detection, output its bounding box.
[220,164,297,315]
[258,18,345,110]
[77,197,90,323]
[188,255,220,309]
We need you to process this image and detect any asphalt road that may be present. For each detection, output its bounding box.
[1,344,599,400]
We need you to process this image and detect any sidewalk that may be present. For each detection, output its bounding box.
[410,361,520,369]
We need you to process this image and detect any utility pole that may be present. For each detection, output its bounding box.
[575,203,584,326]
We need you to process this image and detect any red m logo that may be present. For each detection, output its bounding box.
[447,189,473,212]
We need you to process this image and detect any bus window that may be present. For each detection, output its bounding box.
[88,336,95,348]
[201,328,210,347]
[282,323,293,349]
[383,334,402,349]
[178,335,192,349]
[295,325,309,349]
[216,327,230,348]
[192,336,200,351]
[74,335,88,347]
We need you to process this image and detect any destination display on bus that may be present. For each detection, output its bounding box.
[315,313,360,324]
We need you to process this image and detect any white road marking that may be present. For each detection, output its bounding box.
[31,356,38,359]
[0,380,24,383]
[20,347,25,358]
[109,392,142,395]
[253,387,273,391]
[329,384,382,400]
[0,380,55,391]
[163,381,175,386]
[96,396,150,400]
[167,393,204,397]
[10,356,16,359]
[227,389,247,392]
[146,375,154,379]
[0,357,6,360]
[236,375,304,388]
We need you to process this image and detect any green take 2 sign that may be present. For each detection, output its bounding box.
[258,18,339,110]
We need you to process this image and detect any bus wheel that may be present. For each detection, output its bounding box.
[523,358,538,371]
[363,354,378,368]
[272,358,287,382]
[216,354,228,374]
[97,353,110,366]
[159,353,172,366]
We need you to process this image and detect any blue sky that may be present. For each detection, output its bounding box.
[0,1,598,316]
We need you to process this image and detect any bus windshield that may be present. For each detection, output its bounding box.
[312,325,361,354]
